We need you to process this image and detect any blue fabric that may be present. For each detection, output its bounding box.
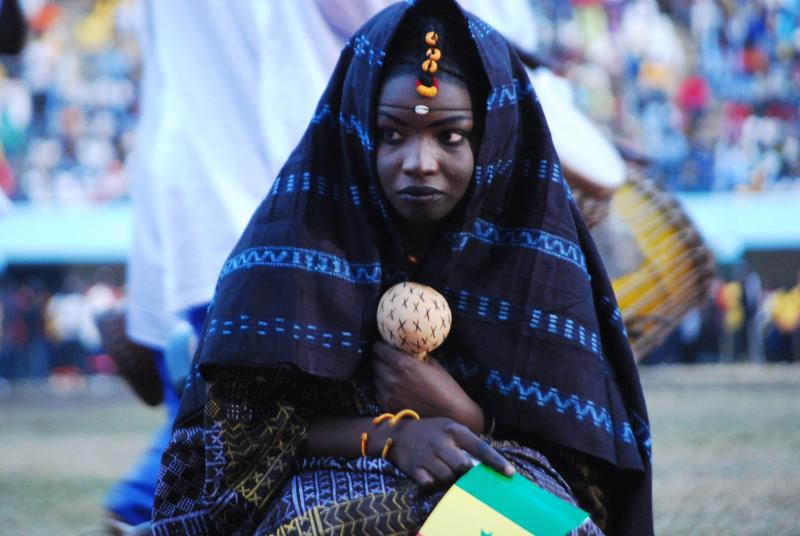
[186,304,208,338]
[175,1,652,532]
[105,350,178,525]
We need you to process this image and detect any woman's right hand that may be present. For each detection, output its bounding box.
[387,417,515,488]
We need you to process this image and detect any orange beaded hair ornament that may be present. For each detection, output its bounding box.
[416,30,441,98]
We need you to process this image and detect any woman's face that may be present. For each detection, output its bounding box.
[376,72,474,223]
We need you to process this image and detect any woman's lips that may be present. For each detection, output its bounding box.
[397,185,444,203]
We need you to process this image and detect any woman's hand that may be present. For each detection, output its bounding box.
[371,342,485,433]
[388,417,514,488]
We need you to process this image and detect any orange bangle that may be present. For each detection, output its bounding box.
[372,413,394,425]
[389,409,421,427]
[381,437,394,459]
[360,432,368,457]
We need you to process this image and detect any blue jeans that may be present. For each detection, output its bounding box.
[104,305,208,525]
[104,349,178,525]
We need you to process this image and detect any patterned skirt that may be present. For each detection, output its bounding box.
[151,369,605,535]
[258,446,603,535]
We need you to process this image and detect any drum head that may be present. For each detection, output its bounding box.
[530,67,626,196]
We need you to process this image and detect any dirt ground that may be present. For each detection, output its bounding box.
[1,364,798,535]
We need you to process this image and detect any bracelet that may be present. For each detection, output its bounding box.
[389,409,421,427]
[365,409,421,460]
[371,409,421,427]
[381,437,394,459]
[372,413,395,425]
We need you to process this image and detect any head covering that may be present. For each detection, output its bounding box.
[178,1,652,531]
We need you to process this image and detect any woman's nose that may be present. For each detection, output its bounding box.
[401,137,439,177]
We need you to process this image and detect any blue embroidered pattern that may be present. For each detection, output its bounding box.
[312,104,373,150]
[206,315,366,354]
[440,357,651,456]
[521,158,574,200]
[445,287,602,358]
[485,370,642,448]
[266,457,408,529]
[448,288,514,323]
[632,411,653,458]
[474,159,514,187]
[441,355,481,380]
[220,246,382,284]
[348,34,386,67]
[450,219,588,275]
[486,79,535,111]
[467,16,495,39]
[529,308,603,359]
[272,172,370,205]
[602,295,628,337]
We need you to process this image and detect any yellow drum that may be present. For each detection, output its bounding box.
[608,173,715,359]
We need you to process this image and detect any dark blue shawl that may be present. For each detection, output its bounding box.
[177,0,652,532]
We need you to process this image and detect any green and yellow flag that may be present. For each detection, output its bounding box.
[418,463,589,536]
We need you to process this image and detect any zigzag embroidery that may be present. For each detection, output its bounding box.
[312,104,373,150]
[441,355,481,380]
[485,370,642,448]
[220,246,382,285]
[207,316,366,355]
[348,34,386,67]
[486,78,535,111]
[450,218,588,275]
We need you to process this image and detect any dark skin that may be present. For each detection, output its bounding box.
[303,72,515,488]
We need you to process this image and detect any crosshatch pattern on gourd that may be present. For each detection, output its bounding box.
[377,282,452,359]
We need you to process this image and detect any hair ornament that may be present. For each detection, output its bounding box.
[426,48,441,61]
[416,30,440,98]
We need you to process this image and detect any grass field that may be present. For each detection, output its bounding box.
[1,365,799,535]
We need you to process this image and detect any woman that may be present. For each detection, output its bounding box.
[152,1,652,534]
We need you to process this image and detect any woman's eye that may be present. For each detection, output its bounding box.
[380,128,403,143]
[439,130,468,145]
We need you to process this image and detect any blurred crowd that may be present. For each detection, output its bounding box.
[2,262,797,382]
[0,0,137,205]
[535,0,800,192]
[0,270,123,380]
[1,0,799,204]
[647,264,800,364]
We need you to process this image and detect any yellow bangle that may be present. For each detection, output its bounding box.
[372,413,394,425]
[389,409,421,427]
[360,432,368,457]
[381,437,394,459]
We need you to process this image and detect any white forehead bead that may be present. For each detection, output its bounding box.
[414,104,430,115]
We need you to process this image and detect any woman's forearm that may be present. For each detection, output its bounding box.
[302,416,396,458]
